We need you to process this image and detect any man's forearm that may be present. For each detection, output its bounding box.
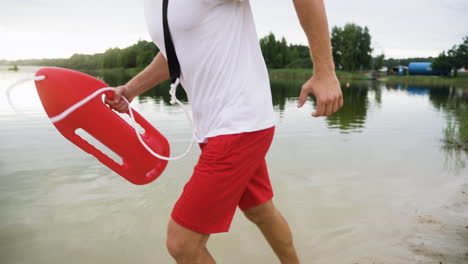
[293,0,335,77]
[126,52,170,97]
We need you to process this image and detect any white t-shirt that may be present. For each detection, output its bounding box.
[144,0,275,143]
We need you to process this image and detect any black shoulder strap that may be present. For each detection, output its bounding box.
[162,0,181,83]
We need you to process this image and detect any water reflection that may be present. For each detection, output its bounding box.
[2,67,468,263]
[94,69,468,142]
[442,145,467,174]
[429,86,468,169]
[269,79,302,112]
[86,68,133,87]
[326,83,369,133]
[407,85,430,96]
[140,80,189,104]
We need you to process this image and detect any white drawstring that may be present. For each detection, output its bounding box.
[6,76,195,161]
[169,78,180,105]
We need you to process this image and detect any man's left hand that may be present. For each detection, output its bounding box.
[297,74,343,117]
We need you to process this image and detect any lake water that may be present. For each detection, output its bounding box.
[1,66,467,264]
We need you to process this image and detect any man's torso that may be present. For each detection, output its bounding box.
[144,0,275,142]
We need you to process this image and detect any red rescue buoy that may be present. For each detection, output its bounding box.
[34,67,170,185]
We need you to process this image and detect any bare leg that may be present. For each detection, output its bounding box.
[243,200,300,264]
[167,218,216,264]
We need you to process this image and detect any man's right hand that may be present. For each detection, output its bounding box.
[103,52,170,113]
[104,85,135,113]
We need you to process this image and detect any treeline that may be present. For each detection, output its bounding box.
[261,23,384,71]
[383,35,468,77]
[260,33,312,69]
[1,40,159,70]
[1,23,385,72]
[3,35,314,70]
[5,25,461,72]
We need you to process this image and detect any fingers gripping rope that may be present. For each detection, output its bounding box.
[6,76,195,161]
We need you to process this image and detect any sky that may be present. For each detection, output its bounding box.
[0,0,467,60]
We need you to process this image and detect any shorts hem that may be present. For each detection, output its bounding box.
[171,213,229,234]
[239,194,274,212]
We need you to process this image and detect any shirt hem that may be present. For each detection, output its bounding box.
[195,119,276,143]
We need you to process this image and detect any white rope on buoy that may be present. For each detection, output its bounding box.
[5,75,46,116]
[6,76,195,161]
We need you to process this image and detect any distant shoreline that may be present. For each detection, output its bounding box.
[269,68,468,86]
[3,65,468,87]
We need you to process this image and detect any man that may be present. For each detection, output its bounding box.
[106,0,342,263]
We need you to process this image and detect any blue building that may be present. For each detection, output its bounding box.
[408,62,450,76]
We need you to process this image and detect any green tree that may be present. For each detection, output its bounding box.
[259,33,312,69]
[331,23,373,71]
[289,48,300,62]
[134,40,159,67]
[433,35,468,77]
[331,26,343,69]
[447,41,467,77]
[280,37,289,66]
[359,26,372,69]
[432,51,453,74]
[286,58,313,68]
[288,44,312,68]
[260,33,277,68]
[137,50,154,68]
[120,46,137,68]
[372,54,385,71]
[459,36,468,67]
[103,48,122,68]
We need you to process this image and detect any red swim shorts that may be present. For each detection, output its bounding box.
[171,126,275,234]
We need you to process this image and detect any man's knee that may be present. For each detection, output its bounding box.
[166,219,208,261]
[243,200,276,225]
[167,235,198,260]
